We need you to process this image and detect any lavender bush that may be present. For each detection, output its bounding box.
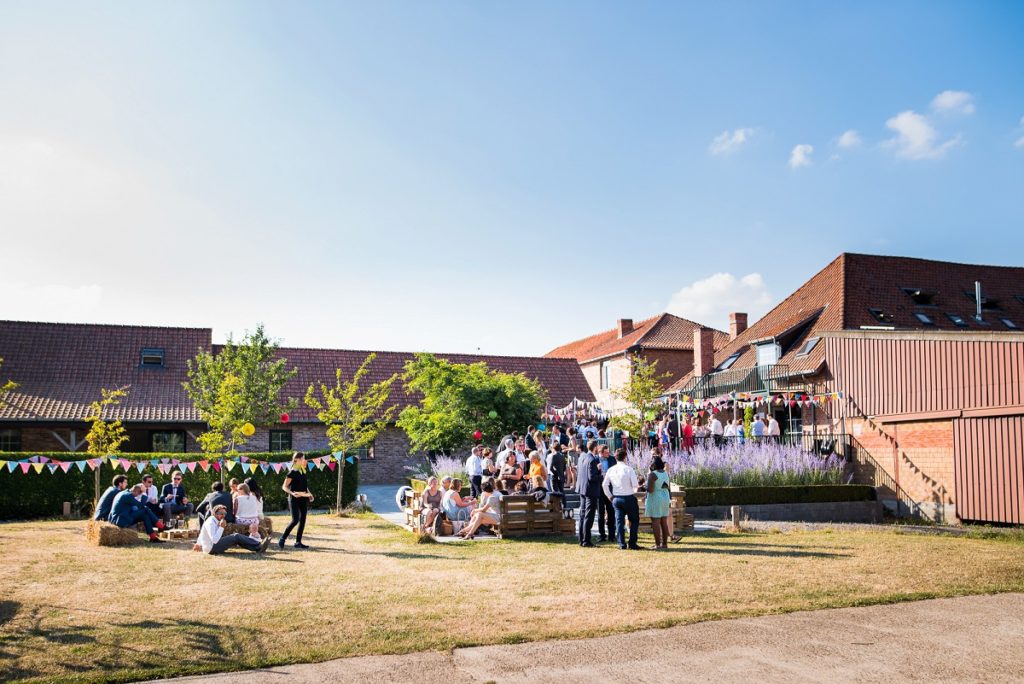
[628,442,847,488]
[428,455,467,482]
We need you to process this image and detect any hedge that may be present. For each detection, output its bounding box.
[0,451,358,520]
[683,485,876,507]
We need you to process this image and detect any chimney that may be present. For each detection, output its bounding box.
[729,312,748,340]
[617,319,634,338]
[693,327,715,377]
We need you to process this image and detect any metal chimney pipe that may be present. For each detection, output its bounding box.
[975,281,983,321]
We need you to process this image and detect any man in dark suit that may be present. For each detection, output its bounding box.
[110,484,163,542]
[194,481,235,526]
[597,444,616,542]
[93,474,128,521]
[574,440,602,547]
[160,471,194,527]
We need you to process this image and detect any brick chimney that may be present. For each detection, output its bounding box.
[729,312,748,340]
[616,319,633,338]
[693,327,716,377]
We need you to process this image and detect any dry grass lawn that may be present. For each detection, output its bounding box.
[1,513,1023,683]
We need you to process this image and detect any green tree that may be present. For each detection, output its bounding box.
[84,386,131,503]
[609,356,671,441]
[183,324,298,457]
[304,353,398,514]
[397,353,547,454]
[743,405,754,438]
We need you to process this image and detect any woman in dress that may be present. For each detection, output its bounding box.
[420,476,444,533]
[645,454,672,550]
[499,452,523,492]
[233,482,263,541]
[441,478,474,524]
[457,480,501,539]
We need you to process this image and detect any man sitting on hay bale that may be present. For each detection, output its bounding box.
[192,505,271,555]
[93,474,129,522]
[110,484,165,543]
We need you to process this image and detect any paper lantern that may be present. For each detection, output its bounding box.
[280,413,290,423]
[473,430,482,440]
[488,410,498,419]
[241,422,256,436]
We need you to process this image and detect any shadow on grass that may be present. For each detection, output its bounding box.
[0,607,263,681]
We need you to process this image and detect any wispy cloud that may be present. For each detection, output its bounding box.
[884,110,961,160]
[931,90,975,115]
[666,272,774,330]
[1015,116,1024,149]
[0,282,104,322]
[789,144,814,169]
[709,128,754,156]
[837,129,862,149]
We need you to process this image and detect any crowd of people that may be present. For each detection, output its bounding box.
[92,451,316,555]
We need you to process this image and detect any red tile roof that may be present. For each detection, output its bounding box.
[666,253,1024,393]
[545,313,729,363]
[0,321,593,423]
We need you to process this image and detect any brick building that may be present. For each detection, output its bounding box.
[0,321,594,484]
[545,314,730,411]
[669,253,1024,523]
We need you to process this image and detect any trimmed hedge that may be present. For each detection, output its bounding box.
[683,485,876,507]
[0,451,358,520]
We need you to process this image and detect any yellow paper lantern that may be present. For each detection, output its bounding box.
[241,422,256,436]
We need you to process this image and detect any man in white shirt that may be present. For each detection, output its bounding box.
[709,415,725,446]
[192,505,270,555]
[601,448,641,550]
[767,416,781,441]
[466,446,484,498]
[138,474,161,517]
[723,420,737,442]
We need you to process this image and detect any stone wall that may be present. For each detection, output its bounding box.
[687,500,884,523]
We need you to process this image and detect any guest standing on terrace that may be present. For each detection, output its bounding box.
[645,455,671,550]
[575,440,602,547]
[767,415,781,442]
[751,415,765,441]
[466,446,484,498]
[681,415,695,451]
[709,414,724,446]
[279,452,313,550]
[546,442,566,497]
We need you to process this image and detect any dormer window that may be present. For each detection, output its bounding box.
[913,312,935,326]
[868,308,894,324]
[965,290,1001,311]
[946,313,969,328]
[755,342,780,368]
[140,348,165,368]
[902,288,936,306]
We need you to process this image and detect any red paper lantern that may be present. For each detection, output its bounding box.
[473,430,482,440]
[280,413,290,423]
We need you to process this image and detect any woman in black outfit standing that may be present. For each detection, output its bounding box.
[279,452,314,549]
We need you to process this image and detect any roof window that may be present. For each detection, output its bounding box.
[715,352,741,371]
[795,337,820,357]
[140,348,165,368]
[1000,318,1019,330]
[902,288,936,306]
[868,308,894,325]
[946,313,969,328]
[913,312,935,326]
[965,290,1001,311]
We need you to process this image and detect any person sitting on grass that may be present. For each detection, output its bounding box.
[93,474,128,522]
[457,480,502,540]
[420,476,444,533]
[441,478,474,524]
[193,505,271,555]
[110,484,164,543]
[527,475,548,502]
[195,481,234,526]
[233,482,263,542]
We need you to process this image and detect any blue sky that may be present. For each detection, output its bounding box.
[1,2,1022,355]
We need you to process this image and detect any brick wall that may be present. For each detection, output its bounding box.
[581,356,631,409]
[640,349,695,394]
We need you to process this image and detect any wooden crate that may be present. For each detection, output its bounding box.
[496,496,564,538]
[159,528,199,541]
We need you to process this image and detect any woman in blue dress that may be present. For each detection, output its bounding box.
[644,454,672,550]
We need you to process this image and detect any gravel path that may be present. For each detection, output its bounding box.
[155,593,1024,683]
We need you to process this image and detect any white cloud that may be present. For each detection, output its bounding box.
[931,90,975,115]
[666,272,774,331]
[837,129,862,148]
[709,128,754,155]
[1016,136,1024,149]
[884,110,961,160]
[789,144,814,169]
[0,282,104,322]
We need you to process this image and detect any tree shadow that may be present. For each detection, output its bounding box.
[311,547,451,561]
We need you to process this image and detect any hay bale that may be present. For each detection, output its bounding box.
[85,520,144,547]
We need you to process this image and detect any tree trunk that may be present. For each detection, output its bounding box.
[336,453,345,515]
[94,460,101,504]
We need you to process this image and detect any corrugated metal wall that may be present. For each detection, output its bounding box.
[954,416,1024,524]
[826,336,1024,416]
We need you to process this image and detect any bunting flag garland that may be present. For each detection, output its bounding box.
[0,452,351,476]
[675,390,845,413]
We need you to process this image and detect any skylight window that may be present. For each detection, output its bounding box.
[902,288,936,306]
[868,308,894,324]
[965,290,1001,311]
[795,337,820,357]
[913,312,935,326]
[715,352,741,371]
[946,313,969,328]
[140,348,165,367]
[1001,318,1019,330]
